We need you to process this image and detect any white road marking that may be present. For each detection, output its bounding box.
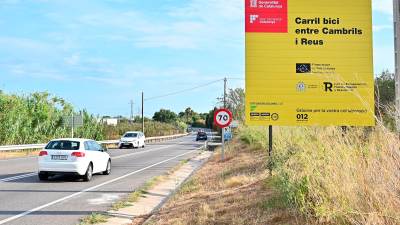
[87,194,121,205]
[0,173,37,183]
[0,148,200,225]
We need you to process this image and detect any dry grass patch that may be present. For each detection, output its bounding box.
[0,150,40,159]
[224,175,254,188]
[143,140,305,225]
[271,125,400,225]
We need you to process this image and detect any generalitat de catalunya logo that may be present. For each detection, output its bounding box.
[250,14,259,24]
[250,0,258,8]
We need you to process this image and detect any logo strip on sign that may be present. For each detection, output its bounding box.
[245,0,374,126]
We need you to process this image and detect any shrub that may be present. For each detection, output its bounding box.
[239,124,400,224]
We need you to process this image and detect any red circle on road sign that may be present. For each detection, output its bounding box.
[214,108,233,128]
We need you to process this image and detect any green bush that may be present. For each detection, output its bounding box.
[0,91,188,145]
[238,126,267,149]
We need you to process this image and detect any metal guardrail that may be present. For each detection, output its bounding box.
[0,133,188,152]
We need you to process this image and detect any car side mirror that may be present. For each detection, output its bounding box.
[101,144,108,152]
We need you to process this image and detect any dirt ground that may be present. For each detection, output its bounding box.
[139,140,307,225]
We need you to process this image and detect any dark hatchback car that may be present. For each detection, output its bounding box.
[196,131,207,141]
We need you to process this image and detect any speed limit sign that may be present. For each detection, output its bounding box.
[214,108,233,128]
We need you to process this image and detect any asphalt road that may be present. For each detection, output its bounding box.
[0,134,203,225]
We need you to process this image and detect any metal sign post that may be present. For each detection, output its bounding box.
[268,125,273,174]
[222,127,225,160]
[394,0,400,131]
[63,114,84,138]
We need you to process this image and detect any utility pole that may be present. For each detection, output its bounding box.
[142,92,145,134]
[394,0,400,131]
[71,113,74,138]
[130,100,134,122]
[221,77,227,161]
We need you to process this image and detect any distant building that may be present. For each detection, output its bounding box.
[101,118,119,126]
[106,118,118,126]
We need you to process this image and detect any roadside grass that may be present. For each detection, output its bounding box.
[111,176,163,211]
[178,179,199,195]
[238,124,400,225]
[0,149,40,159]
[79,213,109,225]
[146,139,306,225]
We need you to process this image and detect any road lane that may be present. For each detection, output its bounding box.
[0,135,203,225]
[0,136,192,180]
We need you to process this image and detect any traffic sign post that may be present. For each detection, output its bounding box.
[63,114,84,138]
[214,109,233,161]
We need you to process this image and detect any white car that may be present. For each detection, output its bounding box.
[38,138,111,181]
[118,131,146,149]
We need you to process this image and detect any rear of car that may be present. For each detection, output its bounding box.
[38,139,111,181]
[196,131,208,141]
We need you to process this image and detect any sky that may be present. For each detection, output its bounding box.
[0,0,395,117]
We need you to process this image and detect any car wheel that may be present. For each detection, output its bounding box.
[103,160,111,175]
[38,172,48,181]
[82,163,93,182]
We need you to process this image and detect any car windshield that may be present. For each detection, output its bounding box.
[124,133,138,138]
[45,141,80,150]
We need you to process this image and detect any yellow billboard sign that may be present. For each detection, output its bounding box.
[245,0,374,126]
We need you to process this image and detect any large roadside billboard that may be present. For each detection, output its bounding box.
[245,0,374,126]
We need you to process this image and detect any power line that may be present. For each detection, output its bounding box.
[144,79,224,101]
[227,77,245,80]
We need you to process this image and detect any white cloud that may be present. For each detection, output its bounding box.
[0,37,50,52]
[373,0,393,15]
[6,64,67,80]
[374,45,395,73]
[64,53,80,65]
[68,0,243,50]
[135,35,198,49]
[373,24,393,32]
[0,0,20,5]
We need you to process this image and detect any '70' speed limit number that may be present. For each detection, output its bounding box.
[214,109,233,128]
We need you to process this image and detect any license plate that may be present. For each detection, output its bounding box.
[51,155,68,160]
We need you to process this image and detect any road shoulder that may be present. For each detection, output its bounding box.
[89,150,212,225]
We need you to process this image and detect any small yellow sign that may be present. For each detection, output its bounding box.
[245,0,375,126]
